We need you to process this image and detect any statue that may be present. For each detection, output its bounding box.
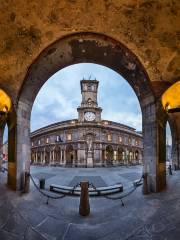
[87,136,93,151]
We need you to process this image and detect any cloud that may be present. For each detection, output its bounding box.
[30,63,142,131]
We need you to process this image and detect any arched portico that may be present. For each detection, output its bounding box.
[106,145,114,166]
[66,145,74,167]
[11,32,168,192]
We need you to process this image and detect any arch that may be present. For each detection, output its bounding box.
[106,145,114,165]
[44,146,51,165]
[14,32,167,193]
[117,147,124,165]
[66,144,74,167]
[54,145,61,165]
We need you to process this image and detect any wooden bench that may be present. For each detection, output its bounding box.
[50,183,123,196]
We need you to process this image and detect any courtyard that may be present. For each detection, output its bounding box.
[1,166,180,240]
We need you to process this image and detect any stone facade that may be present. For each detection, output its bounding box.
[31,80,143,167]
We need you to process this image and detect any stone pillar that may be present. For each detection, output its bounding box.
[43,149,46,164]
[40,152,43,164]
[52,150,55,165]
[172,138,180,170]
[63,150,66,166]
[60,149,62,164]
[49,151,51,164]
[9,101,31,191]
[0,125,5,171]
[142,97,166,193]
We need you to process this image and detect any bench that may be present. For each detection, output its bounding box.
[50,183,123,196]
[133,179,143,187]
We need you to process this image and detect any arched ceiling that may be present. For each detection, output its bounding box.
[0,0,179,101]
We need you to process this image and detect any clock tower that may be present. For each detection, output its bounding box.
[77,79,102,123]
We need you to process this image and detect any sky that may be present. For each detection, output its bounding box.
[3,63,172,144]
[30,63,142,132]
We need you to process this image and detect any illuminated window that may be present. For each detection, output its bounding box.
[38,140,41,145]
[46,138,49,144]
[135,140,138,146]
[107,134,112,141]
[128,138,132,144]
[67,134,72,141]
[119,136,122,143]
[114,151,117,160]
[32,142,34,147]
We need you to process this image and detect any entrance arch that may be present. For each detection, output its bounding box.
[0,88,18,189]
[15,32,166,192]
[66,145,74,167]
[106,145,114,166]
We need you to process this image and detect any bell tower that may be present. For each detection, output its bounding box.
[77,79,102,123]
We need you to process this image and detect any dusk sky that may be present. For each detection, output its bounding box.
[3,63,171,144]
[30,63,142,132]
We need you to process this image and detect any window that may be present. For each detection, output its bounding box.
[87,84,92,91]
[114,151,117,160]
[87,98,92,106]
[135,140,138,146]
[38,140,41,145]
[67,133,72,141]
[107,134,112,141]
[31,142,34,147]
[128,138,132,144]
[46,138,49,144]
[119,136,122,143]
[84,84,87,91]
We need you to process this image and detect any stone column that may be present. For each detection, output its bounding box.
[52,150,55,165]
[60,149,62,164]
[43,149,46,164]
[171,130,180,170]
[40,152,43,164]
[63,149,66,166]
[142,97,166,193]
[0,124,5,171]
[8,101,31,191]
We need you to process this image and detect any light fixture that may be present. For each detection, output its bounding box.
[162,81,180,113]
[0,89,11,121]
[0,105,8,120]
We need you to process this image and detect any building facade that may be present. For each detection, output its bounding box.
[31,79,143,167]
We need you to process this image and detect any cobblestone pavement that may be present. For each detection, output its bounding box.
[0,166,180,240]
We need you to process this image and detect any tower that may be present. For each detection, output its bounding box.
[77,79,102,123]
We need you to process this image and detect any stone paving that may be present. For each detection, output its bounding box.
[0,166,180,240]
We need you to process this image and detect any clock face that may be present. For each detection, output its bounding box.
[84,112,96,121]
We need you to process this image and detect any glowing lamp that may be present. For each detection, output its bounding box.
[162,81,180,113]
[0,89,11,120]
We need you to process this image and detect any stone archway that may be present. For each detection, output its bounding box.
[135,150,139,164]
[117,147,124,165]
[106,145,114,166]
[66,145,74,167]
[14,32,167,192]
[54,146,61,165]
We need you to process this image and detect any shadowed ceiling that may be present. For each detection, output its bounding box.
[0,0,179,101]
